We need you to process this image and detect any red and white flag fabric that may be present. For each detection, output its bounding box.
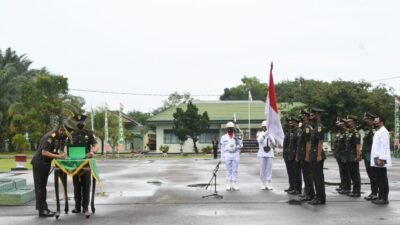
[265,62,285,146]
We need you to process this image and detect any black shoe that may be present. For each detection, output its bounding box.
[372,199,389,205]
[364,194,378,201]
[72,208,82,213]
[288,190,301,195]
[300,196,314,202]
[308,198,326,205]
[336,187,342,192]
[284,188,293,192]
[38,209,56,217]
[348,192,361,198]
[339,190,350,195]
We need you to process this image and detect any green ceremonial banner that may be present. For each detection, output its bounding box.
[54,159,100,181]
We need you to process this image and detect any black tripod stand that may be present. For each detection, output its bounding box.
[202,161,223,199]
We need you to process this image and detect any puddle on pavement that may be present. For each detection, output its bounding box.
[96,191,154,197]
[287,200,302,205]
[196,210,225,216]
[147,181,162,186]
[187,183,209,188]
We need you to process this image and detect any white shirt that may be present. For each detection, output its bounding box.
[370,126,392,167]
[256,130,276,158]
[220,133,243,160]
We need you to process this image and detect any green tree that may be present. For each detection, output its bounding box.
[8,71,83,149]
[12,134,30,153]
[0,48,33,151]
[153,92,193,115]
[220,76,267,101]
[172,108,189,154]
[127,110,152,125]
[91,108,119,155]
[172,101,210,153]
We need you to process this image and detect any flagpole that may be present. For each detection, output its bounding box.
[248,97,251,139]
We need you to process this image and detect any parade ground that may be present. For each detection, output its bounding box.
[1,153,400,225]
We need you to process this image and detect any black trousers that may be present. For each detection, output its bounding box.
[284,158,294,190]
[349,161,361,194]
[311,160,325,200]
[73,168,91,211]
[364,159,378,195]
[213,148,218,159]
[32,161,51,211]
[336,158,345,189]
[373,167,389,200]
[293,160,302,192]
[300,161,315,198]
[341,162,351,191]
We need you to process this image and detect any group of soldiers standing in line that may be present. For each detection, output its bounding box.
[283,109,390,205]
[283,108,327,205]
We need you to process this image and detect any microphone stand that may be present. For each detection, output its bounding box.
[202,161,223,199]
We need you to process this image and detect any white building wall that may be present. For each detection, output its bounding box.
[155,124,223,153]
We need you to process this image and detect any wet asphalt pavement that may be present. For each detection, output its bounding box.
[1,153,400,225]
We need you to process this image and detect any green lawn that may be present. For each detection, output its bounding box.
[0,153,214,171]
[0,159,32,172]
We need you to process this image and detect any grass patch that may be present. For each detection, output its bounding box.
[95,153,214,160]
[0,159,32,172]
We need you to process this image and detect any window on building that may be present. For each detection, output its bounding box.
[164,130,180,144]
[199,129,220,144]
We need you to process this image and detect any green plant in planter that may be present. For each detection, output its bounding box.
[12,134,30,153]
[159,145,169,156]
[159,145,169,153]
[201,145,213,154]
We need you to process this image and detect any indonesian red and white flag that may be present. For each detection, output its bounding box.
[265,62,285,146]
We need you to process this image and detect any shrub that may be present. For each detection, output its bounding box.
[159,145,169,153]
[201,145,213,154]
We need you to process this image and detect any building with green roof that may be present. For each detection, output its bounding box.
[147,100,304,153]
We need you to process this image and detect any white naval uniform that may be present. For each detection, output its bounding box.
[257,130,276,183]
[220,133,243,182]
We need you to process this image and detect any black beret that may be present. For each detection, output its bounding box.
[364,112,376,119]
[346,115,358,122]
[310,107,325,113]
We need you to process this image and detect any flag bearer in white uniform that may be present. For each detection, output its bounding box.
[257,120,276,190]
[221,121,243,191]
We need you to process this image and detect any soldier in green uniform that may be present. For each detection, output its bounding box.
[297,110,315,202]
[283,117,293,192]
[307,108,326,205]
[345,115,361,197]
[31,126,67,217]
[70,114,98,214]
[333,119,350,194]
[362,112,378,201]
[288,117,302,195]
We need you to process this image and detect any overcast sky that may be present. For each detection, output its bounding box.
[1,0,399,113]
